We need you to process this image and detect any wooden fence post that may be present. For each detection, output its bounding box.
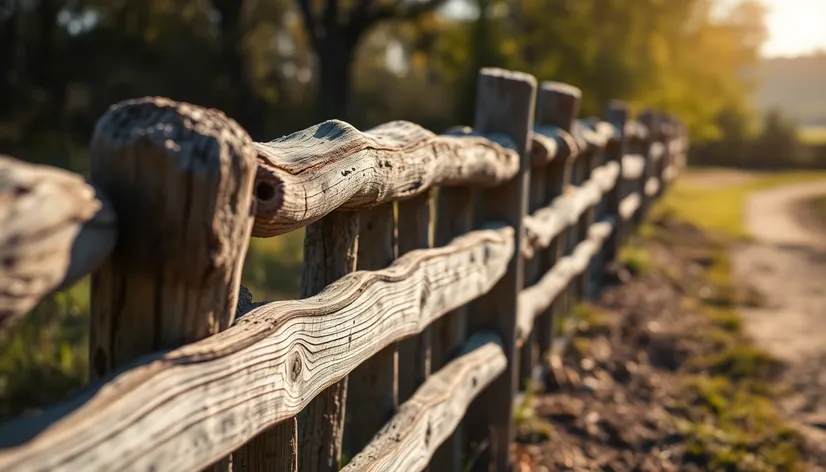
[88,98,257,470]
[297,211,360,472]
[431,186,474,472]
[465,68,536,472]
[345,204,398,459]
[398,192,435,402]
[518,166,546,389]
[534,82,581,349]
[602,100,629,268]
[636,108,659,225]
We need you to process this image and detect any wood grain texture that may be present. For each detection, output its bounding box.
[341,333,506,472]
[252,120,520,236]
[430,186,473,472]
[347,204,398,457]
[296,211,360,472]
[87,97,257,380]
[0,224,513,472]
[516,219,615,345]
[0,156,116,328]
[397,192,434,403]
[465,67,536,472]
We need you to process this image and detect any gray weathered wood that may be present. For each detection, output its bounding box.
[430,186,473,472]
[465,67,536,472]
[88,97,256,379]
[0,156,116,329]
[346,204,398,457]
[398,192,434,403]
[602,101,629,266]
[234,418,298,472]
[296,211,360,472]
[519,170,546,388]
[533,82,581,363]
[0,224,514,472]
[253,121,519,237]
[88,97,257,472]
[516,219,614,346]
[342,333,506,472]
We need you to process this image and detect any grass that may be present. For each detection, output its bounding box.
[657,169,826,240]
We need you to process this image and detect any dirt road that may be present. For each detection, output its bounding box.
[733,180,826,362]
[733,179,826,460]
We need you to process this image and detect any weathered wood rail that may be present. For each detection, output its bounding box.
[0,67,688,472]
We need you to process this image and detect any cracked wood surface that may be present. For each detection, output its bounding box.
[0,224,513,472]
[252,120,520,236]
[341,333,506,472]
[0,156,116,329]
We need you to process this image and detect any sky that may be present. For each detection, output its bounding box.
[757,0,826,57]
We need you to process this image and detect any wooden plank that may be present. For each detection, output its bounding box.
[296,211,360,472]
[252,121,520,237]
[397,193,434,403]
[464,67,536,472]
[0,224,514,472]
[346,204,398,458]
[0,156,116,329]
[533,81,581,362]
[87,97,257,471]
[430,186,473,472]
[342,333,507,472]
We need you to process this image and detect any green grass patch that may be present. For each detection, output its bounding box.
[514,379,554,442]
[658,169,826,240]
[618,244,654,275]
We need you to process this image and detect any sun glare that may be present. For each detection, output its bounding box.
[762,0,826,57]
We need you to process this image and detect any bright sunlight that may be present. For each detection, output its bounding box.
[762,0,826,57]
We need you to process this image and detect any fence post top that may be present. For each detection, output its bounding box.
[540,81,582,100]
[478,67,538,87]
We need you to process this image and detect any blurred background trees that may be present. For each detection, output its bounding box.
[3,0,819,418]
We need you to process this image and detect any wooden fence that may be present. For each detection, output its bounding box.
[0,67,688,472]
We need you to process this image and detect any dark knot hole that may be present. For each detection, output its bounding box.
[256,181,276,201]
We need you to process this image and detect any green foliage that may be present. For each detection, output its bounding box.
[619,245,654,275]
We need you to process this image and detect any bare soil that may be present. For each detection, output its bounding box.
[509,215,821,471]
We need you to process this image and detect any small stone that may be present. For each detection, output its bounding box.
[585,411,600,424]
[582,376,600,392]
[581,358,596,371]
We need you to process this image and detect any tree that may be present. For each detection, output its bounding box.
[295,0,452,120]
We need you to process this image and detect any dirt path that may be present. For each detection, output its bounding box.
[734,180,826,363]
[733,179,826,461]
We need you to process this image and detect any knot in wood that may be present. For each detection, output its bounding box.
[290,351,302,383]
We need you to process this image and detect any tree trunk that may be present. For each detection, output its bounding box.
[317,36,357,121]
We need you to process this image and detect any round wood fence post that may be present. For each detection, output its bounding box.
[602,100,629,267]
[296,210,360,472]
[397,192,435,403]
[88,97,258,470]
[430,186,473,472]
[89,97,257,377]
[534,82,581,353]
[346,203,398,459]
[464,68,536,472]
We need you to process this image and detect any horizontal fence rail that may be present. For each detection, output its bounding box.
[0,67,688,472]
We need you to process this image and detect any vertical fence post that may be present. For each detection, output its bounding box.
[431,187,473,472]
[636,109,659,225]
[534,82,581,347]
[297,211,360,472]
[603,100,629,268]
[518,165,546,388]
[397,192,434,402]
[345,204,398,459]
[465,68,536,472]
[88,98,257,470]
